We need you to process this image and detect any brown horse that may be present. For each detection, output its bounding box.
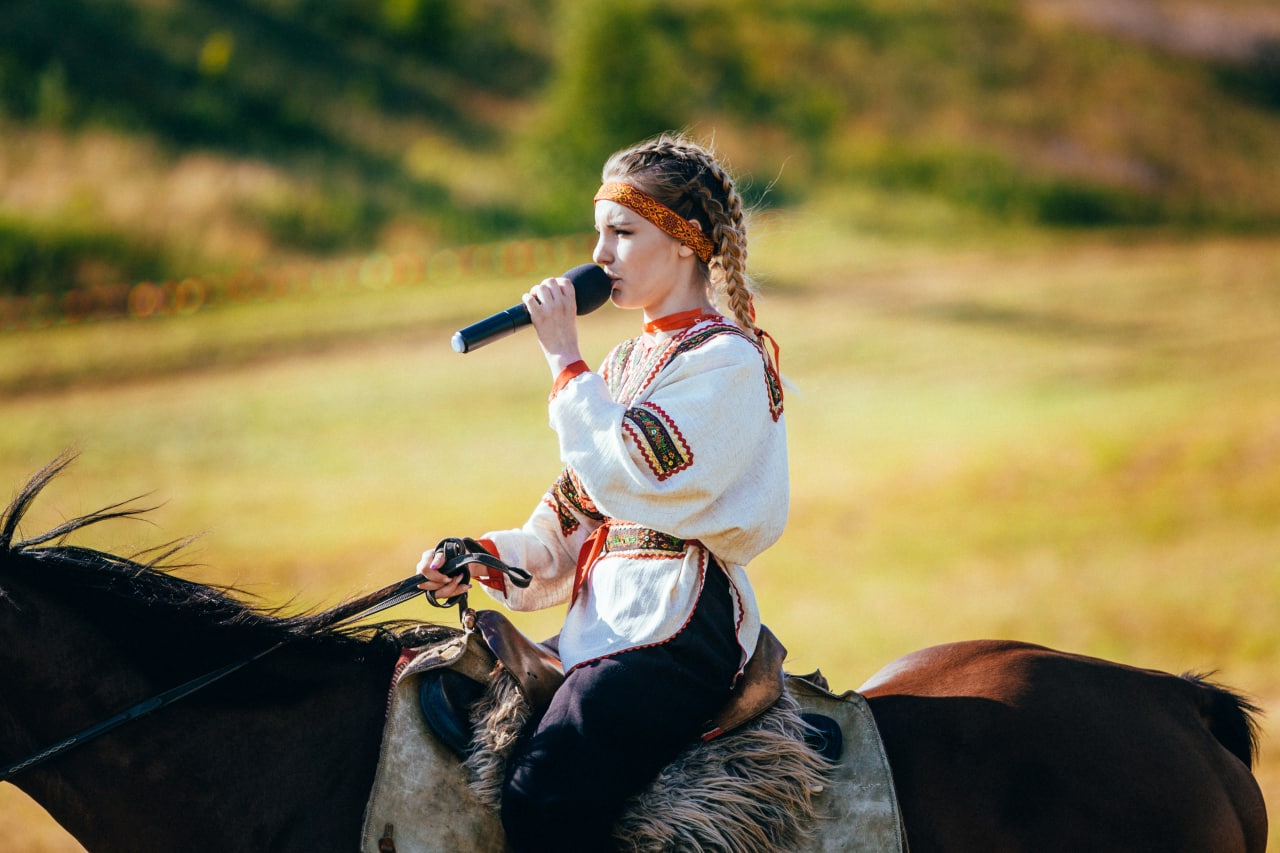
[860,644,1267,852]
[0,457,1267,852]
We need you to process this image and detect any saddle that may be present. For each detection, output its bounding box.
[362,611,904,853]
[419,608,842,764]
[361,543,904,851]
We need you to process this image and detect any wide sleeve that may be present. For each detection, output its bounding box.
[476,468,603,611]
[547,332,788,566]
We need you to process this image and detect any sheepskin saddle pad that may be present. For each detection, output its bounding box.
[360,632,906,853]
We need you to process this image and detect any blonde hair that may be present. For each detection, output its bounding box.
[601,133,761,339]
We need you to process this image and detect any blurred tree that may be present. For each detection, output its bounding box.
[35,62,74,127]
[379,0,462,57]
[197,30,236,79]
[522,0,701,230]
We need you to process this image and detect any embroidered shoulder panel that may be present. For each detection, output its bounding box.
[669,321,749,359]
[607,321,783,420]
[673,322,784,421]
[622,402,693,482]
[545,468,604,536]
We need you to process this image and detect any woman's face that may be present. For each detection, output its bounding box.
[592,198,706,321]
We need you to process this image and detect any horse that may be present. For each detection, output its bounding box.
[0,456,1267,852]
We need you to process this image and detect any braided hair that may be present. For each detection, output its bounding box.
[601,133,761,340]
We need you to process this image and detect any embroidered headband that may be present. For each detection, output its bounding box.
[594,181,716,264]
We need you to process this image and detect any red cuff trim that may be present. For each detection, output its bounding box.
[550,360,590,400]
[472,538,506,593]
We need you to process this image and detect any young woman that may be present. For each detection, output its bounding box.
[417,133,788,852]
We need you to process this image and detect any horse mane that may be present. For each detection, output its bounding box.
[1,452,448,653]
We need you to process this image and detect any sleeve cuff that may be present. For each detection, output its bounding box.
[472,537,507,593]
[550,360,591,400]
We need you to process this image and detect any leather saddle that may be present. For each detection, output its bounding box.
[418,537,840,760]
[420,609,842,762]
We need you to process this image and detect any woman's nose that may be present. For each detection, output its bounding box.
[592,236,611,265]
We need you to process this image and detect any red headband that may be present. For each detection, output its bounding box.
[594,181,716,264]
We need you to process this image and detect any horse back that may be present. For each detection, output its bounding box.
[859,640,1267,853]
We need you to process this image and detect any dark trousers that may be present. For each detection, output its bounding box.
[501,564,742,853]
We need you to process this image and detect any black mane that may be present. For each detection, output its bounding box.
[1,453,451,659]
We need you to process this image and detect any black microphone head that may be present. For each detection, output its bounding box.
[565,264,612,316]
[451,264,613,354]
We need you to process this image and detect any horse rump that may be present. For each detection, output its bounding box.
[1181,671,1263,769]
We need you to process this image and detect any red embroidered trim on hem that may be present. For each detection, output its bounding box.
[564,549,709,674]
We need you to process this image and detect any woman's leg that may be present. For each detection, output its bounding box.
[501,566,740,853]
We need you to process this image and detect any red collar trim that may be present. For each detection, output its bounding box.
[643,309,719,335]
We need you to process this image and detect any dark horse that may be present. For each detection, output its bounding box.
[0,457,1267,852]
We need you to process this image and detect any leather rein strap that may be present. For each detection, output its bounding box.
[424,537,532,610]
[0,548,529,782]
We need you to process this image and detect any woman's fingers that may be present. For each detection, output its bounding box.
[415,548,470,594]
[524,278,582,375]
[527,278,576,312]
[416,568,470,595]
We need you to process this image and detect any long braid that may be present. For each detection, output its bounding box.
[699,160,755,336]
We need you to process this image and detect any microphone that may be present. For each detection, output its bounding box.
[450,263,613,354]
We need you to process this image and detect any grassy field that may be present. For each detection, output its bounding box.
[1,209,1278,849]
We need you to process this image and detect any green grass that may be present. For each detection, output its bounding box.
[1,215,1279,849]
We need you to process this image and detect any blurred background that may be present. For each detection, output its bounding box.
[2,0,1278,849]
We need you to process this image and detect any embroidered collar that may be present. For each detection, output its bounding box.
[643,308,720,335]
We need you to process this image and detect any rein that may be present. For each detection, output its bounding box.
[0,573,429,783]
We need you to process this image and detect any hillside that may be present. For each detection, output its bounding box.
[2,0,1279,297]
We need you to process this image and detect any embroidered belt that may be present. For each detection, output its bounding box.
[602,523,687,557]
[571,520,690,605]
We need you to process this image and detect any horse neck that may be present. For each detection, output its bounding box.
[1,568,401,853]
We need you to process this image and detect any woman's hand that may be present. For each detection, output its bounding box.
[524,277,584,378]
[415,547,471,598]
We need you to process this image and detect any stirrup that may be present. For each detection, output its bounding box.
[416,610,563,757]
[419,670,485,756]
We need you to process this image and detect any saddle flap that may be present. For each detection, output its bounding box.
[474,609,565,715]
[398,629,496,686]
[703,625,787,741]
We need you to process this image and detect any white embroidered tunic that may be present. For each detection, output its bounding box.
[478,315,788,673]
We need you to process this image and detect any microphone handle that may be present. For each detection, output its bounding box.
[451,305,531,354]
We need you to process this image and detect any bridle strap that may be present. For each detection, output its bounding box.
[0,640,288,782]
[0,573,430,782]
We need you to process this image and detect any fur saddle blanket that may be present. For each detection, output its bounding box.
[360,631,905,852]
